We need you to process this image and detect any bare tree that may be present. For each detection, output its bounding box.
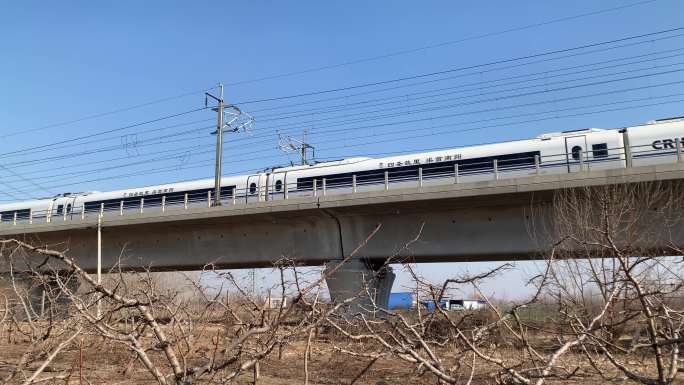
[0,224,382,384]
[323,181,684,385]
[532,181,684,385]
[2,182,683,384]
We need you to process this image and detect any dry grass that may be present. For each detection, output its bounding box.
[1,317,680,385]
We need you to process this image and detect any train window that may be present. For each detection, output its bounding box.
[249,183,257,195]
[275,180,282,192]
[571,146,582,161]
[66,204,72,214]
[55,205,63,216]
[592,143,608,158]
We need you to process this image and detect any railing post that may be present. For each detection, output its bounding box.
[313,179,317,197]
[162,196,166,212]
[384,171,389,190]
[352,174,357,193]
[81,205,85,220]
[454,164,459,184]
[579,151,585,171]
[322,178,327,196]
[63,206,67,221]
[29,209,32,225]
[284,181,289,200]
[534,155,540,175]
[676,138,682,163]
[96,213,102,318]
[493,159,499,180]
[13,212,17,226]
[119,201,124,216]
[418,167,423,188]
[207,190,212,207]
[623,131,633,168]
[140,198,144,214]
[100,203,104,217]
[184,193,189,209]
[232,187,237,205]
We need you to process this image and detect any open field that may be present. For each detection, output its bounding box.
[0,312,680,385]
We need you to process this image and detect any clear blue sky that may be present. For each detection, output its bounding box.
[1,0,683,298]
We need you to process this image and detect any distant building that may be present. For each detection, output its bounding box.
[447,299,486,310]
[266,296,287,309]
[386,292,487,311]
[421,298,486,311]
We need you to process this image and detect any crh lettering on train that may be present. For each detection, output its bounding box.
[652,137,684,150]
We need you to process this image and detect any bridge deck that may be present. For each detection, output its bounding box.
[2,162,683,236]
[0,162,683,272]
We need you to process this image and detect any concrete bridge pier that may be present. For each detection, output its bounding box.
[324,258,395,314]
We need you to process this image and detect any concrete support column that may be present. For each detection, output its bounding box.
[324,258,395,314]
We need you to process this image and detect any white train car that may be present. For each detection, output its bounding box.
[627,118,684,166]
[1,117,683,223]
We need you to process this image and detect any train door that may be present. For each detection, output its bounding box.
[246,174,259,203]
[268,171,288,200]
[48,197,76,220]
[48,197,67,220]
[65,196,77,219]
[565,135,587,172]
[245,174,268,203]
[48,198,63,220]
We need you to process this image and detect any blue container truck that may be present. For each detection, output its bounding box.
[421,299,448,311]
[388,292,414,309]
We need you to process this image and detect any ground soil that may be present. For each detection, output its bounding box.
[2,330,683,385]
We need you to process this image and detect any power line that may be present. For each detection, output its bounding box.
[0,163,54,195]
[3,30,684,198]
[1,52,678,180]
[1,127,215,169]
[1,67,678,177]
[0,107,209,160]
[210,78,684,155]
[255,48,684,122]
[0,2,651,143]
[311,96,684,151]
[245,31,684,115]
[229,27,684,105]
[2,28,680,165]
[209,70,684,148]
[3,93,683,192]
[1,118,215,159]
[220,0,659,88]
[0,86,217,139]
[6,44,678,166]
[3,71,683,177]
[248,63,684,134]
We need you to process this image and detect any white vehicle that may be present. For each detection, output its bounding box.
[1,117,683,223]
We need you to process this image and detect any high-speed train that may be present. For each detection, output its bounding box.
[1,117,683,223]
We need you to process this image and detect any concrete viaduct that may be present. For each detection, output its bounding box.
[2,162,684,308]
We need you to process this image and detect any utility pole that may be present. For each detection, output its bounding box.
[300,129,314,166]
[206,84,225,207]
[205,84,254,207]
[97,213,102,318]
[250,269,256,296]
[278,129,315,166]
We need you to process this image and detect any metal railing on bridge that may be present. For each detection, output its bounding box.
[2,140,683,227]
